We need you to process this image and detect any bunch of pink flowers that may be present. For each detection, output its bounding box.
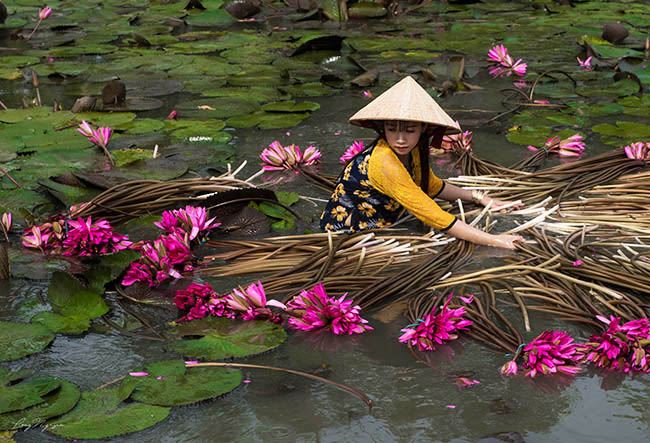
[260,141,322,173]
[399,294,472,351]
[578,315,650,373]
[121,233,192,287]
[22,216,131,256]
[488,44,527,77]
[174,282,236,322]
[225,280,285,323]
[173,280,285,323]
[154,206,220,242]
[440,122,473,152]
[623,142,650,161]
[285,283,372,335]
[339,140,365,163]
[528,134,586,157]
[500,330,582,377]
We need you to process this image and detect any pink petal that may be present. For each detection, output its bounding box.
[573,260,583,266]
[446,405,456,409]
[242,379,251,383]
[185,360,199,365]
[129,372,149,377]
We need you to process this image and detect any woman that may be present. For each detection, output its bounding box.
[320,76,523,250]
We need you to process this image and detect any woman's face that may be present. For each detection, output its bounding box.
[383,120,425,157]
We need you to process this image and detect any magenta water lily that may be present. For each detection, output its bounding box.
[339,140,365,163]
[26,6,52,40]
[440,121,472,152]
[623,142,650,161]
[1,212,10,241]
[487,44,527,77]
[286,283,372,335]
[226,280,284,323]
[22,216,131,256]
[77,120,115,165]
[155,206,220,241]
[260,141,322,173]
[577,56,593,71]
[527,134,586,157]
[399,294,471,352]
[174,282,236,322]
[578,315,650,373]
[521,331,582,377]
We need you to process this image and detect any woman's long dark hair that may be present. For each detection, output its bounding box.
[418,126,445,194]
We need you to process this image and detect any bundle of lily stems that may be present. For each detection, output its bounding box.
[404,225,650,355]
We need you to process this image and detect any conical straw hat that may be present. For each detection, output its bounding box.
[349,76,460,134]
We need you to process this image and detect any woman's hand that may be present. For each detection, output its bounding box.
[491,234,525,250]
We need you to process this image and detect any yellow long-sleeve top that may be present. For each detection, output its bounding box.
[320,139,457,232]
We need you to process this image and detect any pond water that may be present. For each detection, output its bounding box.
[2,1,650,442]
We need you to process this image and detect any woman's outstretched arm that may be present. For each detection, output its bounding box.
[436,182,519,211]
[446,219,523,250]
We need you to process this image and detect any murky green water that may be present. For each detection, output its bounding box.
[2,1,650,441]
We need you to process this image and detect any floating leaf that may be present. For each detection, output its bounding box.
[261,100,320,113]
[0,368,60,414]
[592,121,650,140]
[112,149,155,167]
[0,380,81,431]
[30,271,109,334]
[167,317,286,360]
[83,250,141,293]
[0,321,55,362]
[348,2,387,18]
[46,382,170,439]
[129,359,241,406]
[274,191,300,207]
[185,9,235,28]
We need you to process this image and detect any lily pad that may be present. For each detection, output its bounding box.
[103,97,165,112]
[83,250,141,294]
[618,96,650,117]
[112,149,155,166]
[575,78,640,98]
[0,56,40,68]
[30,271,109,334]
[506,127,577,147]
[279,82,337,97]
[46,382,170,440]
[261,100,320,113]
[167,317,286,360]
[185,9,235,28]
[129,359,241,406]
[115,119,165,135]
[0,380,81,431]
[348,2,387,18]
[0,68,22,80]
[592,121,650,141]
[38,179,97,208]
[0,321,55,362]
[73,112,137,127]
[225,111,310,129]
[0,369,60,414]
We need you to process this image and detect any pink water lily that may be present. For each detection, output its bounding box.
[363,90,373,98]
[440,122,472,152]
[487,44,527,77]
[578,315,650,373]
[528,134,586,158]
[77,121,114,165]
[399,293,472,351]
[339,140,365,164]
[500,360,519,376]
[122,234,192,287]
[520,330,583,377]
[26,6,52,40]
[155,205,219,241]
[174,282,236,322]
[225,280,282,323]
[286,283,372,335]
[577,56,593,71]
[623,142,650,161]
[260,141,322,174]
[38,7,52,20]
[22,215,130,256]
[167,110,178,120]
